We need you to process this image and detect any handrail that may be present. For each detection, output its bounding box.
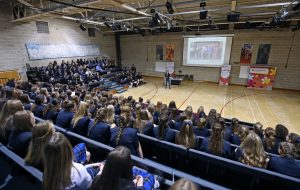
[35,117,230,190]
[0,143,43,182]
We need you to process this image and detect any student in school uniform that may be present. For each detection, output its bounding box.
[55,100,75,129]
[200,122,231,158]
[152,114,176,143]
[71,101,90,137]
[193,118,210,137]
[268,142,300,178]
[88,108,111,145]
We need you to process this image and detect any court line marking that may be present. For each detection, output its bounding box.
[252,94,269,127]
[140,82,157,98]
[244,89,257,122]
[149,82,159,100]
[223,87,227,116]
[178,85,200,109]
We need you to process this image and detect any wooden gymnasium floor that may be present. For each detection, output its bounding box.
[119,76,300,134]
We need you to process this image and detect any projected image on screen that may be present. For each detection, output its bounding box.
[183,36,233,67]
[189,41,223,60]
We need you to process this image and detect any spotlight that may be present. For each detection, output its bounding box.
[79,24,86,31]
[166,1,174,14]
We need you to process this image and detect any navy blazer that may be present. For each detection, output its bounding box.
[200,137,231,158]
[24,103,32,111]
[8,130,32,158]
[43,110,58,123]
[223,128,232,142]
[152,127,175,143]
[140,121,153,136]
[231,134,241,146]
[32,104,45,118]
[269,156,300,178]
[55,110,74,129]
[71,116,90,137]
[110,127,139,156]
[173,121,183,131]
[193,126,210,137]
[87,121,111,144]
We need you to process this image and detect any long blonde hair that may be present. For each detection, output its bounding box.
[0,100,23,137]
[240,132,268,168]
[25,121,55,169]
[43,132,73,190]
[185,106,193,120]
[106,105,115,124]
[175,120,196,148]
[72,101,89,127]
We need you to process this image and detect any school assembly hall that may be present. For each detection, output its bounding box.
[0,0,300,190]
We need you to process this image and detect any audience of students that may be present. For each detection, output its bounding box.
[1,75,300,190]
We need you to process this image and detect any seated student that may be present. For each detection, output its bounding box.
[88,108,111,145]
[263,127,277,154]
[175,120,198,149]
[200,122,231,158]
[8,110,35,157]
[43,99,60,123]
[268,142,300,178]
[110,115,143,158]
[152,114,175,143]
[274,124,289,154]
[206,109,218,129]
[234,132,269,169]
[254,122,264,139]
[31,95,46,118]
[71,101,90,137]
[56,100,75,129]
[193,118,210,137]
[171,113,187,131]
[0,100,24,145]
[43,132,93,190]
[185,106,193,121]
[231,125,249,146]
[287,133,300,159]
[134,109,153,136]
[147,104,158,125]
[89,146,145,190]
[25,121,55,171]
[223,118,239,142]
[20,94,32,110]
[106,104,119,126]
[169,178,198,190]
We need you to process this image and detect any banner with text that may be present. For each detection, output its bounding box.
[247,66,277,90]
[219,65,231,86]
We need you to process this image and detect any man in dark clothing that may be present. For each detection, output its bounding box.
[165,71,171,89]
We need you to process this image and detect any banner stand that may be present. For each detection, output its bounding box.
[219,65,231,86]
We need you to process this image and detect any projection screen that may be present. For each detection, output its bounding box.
[183,35,233,67]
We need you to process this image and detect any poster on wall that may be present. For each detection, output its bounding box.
[247,66,277,90]
[240,44,253,64]
[256,44,271,65]
[219,65,231,86]
[25,43,101,60]
[165,44,175,61]
[156,45,163,60]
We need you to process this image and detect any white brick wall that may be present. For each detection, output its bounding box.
[0,4,116,79]
[120,30,300,90]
